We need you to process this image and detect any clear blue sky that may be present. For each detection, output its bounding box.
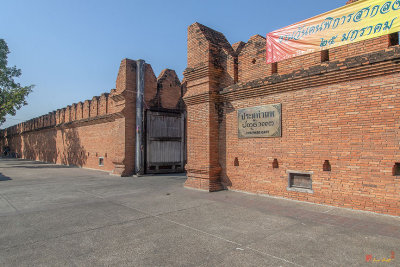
[1,0,345,129]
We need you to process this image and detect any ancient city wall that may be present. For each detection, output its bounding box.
[0,59,184,176]
[183,0,400,215]
[219,69,400,215]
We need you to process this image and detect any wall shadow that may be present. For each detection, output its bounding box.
[219,100,235,188]
[60,128,87,167]
[8,127,87,168]
[23,129,58,163]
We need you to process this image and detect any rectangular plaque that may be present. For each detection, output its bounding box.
[238,104,281,138]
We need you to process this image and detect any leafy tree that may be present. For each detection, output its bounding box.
[0,39,33,125]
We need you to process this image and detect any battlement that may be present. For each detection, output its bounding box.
[186,22,398,88]
[0,89,116,138]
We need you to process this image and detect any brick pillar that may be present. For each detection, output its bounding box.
[183,23,235,191]
[111,58,137,176]
[111,59,158,176]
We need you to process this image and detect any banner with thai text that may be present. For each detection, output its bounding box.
[266,0,400,64]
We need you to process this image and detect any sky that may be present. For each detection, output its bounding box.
[1,0,345,129]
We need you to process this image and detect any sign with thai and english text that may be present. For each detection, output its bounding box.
[238,104,282,138]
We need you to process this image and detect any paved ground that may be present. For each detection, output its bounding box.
[0,158,399,266]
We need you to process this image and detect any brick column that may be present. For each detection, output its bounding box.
[183,23,235,191]
[111,59,158,176]
[111,58,137,176]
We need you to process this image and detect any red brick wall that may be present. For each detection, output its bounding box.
[0,87,127,174]
[219,72,400,215]
[237,35,391,78]
[278,52,321,75]
[2,119,123,172]
[144,64,158,107]
[0,59,184,176]
[184,12,400,215]
[157,69,183,109]
[330,35,390,61]
[183,22,233,191]
[238,35,269,82]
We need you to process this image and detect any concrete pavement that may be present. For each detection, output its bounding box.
[0,158,399,266]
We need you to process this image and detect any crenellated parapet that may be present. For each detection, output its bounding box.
[1,89,119,138]
[83,100,90,119]
[99,93,109,115]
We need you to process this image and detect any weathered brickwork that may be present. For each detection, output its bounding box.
[183,0,400,216]
[238,35,269,82]
[0,59,184,176]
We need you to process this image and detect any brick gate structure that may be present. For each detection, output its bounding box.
[183,0,400,216]
[0,59,185,176]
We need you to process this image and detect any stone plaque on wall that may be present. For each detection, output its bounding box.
[238,104,281,138]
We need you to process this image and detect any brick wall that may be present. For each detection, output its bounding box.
[0,59,184,176]
[238,35,269,82]
[156,69,184,110]
[237,34,391,78]
[0,66,129,175]
[184,3,400,215]
[183,22,232,191]
[219,70,400,215]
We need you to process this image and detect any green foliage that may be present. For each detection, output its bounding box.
[0,39,33,125]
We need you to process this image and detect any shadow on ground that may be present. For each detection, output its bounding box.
[0,173,12,181]
[0,158,399,266]
[5,165,73,169]
[0,159,75,169]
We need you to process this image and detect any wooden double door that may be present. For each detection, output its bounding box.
[145,111,185,174]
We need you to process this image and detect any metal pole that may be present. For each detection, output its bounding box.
[135,59,145,175]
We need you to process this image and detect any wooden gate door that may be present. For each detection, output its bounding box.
[145,111,185,174]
